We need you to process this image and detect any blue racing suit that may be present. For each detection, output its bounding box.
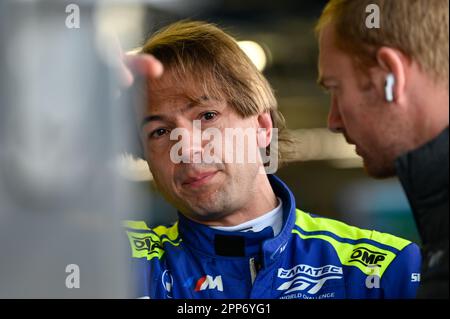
[124,175,421,299]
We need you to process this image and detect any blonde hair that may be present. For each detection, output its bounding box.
[130,20,293,164]
[316,0,449,84]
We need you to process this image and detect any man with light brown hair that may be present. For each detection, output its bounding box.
[316,0,449,298]
[123,20,421,299]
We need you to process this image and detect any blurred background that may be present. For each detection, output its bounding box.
[0,0,420,298]
[114,0,420,243]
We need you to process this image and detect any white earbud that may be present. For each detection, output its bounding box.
[384,73,395,102]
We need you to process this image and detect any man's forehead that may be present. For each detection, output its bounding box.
[147,70,216,106]
[317,25,350,81]
[318,25,340,63]
[149,77,196,99]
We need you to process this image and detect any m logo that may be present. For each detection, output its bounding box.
[194,275,223,292]
[126,231,163,260]
[349,247,386,267]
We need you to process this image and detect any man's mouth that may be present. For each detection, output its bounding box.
[342,134,365,158]
[342,132,355,145]
[182,171,218,188]
[354,145,362,156]
[342,133,363,156]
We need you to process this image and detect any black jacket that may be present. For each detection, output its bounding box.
[396,127,449,299]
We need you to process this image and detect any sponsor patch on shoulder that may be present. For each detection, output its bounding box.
[126,231,163,260]
[348,247,387,267]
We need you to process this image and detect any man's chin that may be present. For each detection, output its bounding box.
[362,159,396,179]
[182,208,230,224]
[181,194,224,218]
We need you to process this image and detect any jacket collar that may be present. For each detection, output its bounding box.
[177,174,297,267]
[396,127,448,200]
[395,127,449,240]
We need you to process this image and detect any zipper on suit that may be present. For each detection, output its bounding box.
[249,257,257,285]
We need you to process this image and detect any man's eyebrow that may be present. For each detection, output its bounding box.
[139,97,212,129]
[187,95,210,108]
[140,115,166,129]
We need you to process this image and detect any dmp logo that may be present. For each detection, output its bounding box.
[126,231,163,260]
[349,247,386,267]
[194,275,223,292]
[133,236,162,254]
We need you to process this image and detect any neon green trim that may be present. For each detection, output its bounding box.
[292,229,396,277]
[153,222,180,242]
[123,220,151,230]
[293,209,412,277]
[295,209,410,251]
[124,221,181,260]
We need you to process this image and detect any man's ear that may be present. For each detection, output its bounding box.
[257,112,273,148]
[376,47,408,106]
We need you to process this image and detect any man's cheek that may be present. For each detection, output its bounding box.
[148,165,165,185]
[151,173,173,196]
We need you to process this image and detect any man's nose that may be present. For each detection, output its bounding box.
[327,96,344,134]
[183,141,203,164]
[175,121,205,164]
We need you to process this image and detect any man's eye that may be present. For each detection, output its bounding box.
[322,86,336,95]
[201,111,218,121]
[149,128,169,139]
